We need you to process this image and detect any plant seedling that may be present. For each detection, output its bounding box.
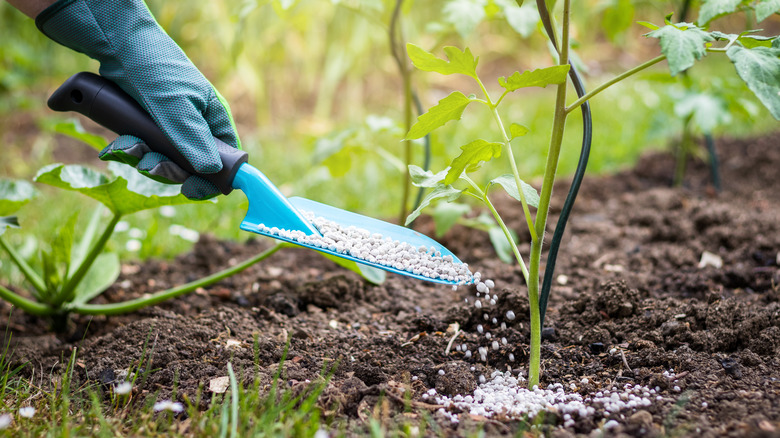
[405,1,779,388]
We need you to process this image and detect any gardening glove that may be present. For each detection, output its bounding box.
[35,0,242,200]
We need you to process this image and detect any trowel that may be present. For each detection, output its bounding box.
[48,72,468,284]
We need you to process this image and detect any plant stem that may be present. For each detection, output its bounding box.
[475,78,538,242]
[565,55,666,114]
[526,0,572,389]
[462,175,530,283]
[0,284,52,316]
[69,242,287,315]
[56,213,122,306]
[0,236,46,295]
[390,0,414,224]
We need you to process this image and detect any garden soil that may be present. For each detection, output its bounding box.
[2,133,780,437]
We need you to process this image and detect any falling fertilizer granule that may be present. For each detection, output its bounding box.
[256,212,477,283]
[433,371,655,426]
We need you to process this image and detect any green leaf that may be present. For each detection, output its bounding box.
[405,186,463,226]
[756,0,780,22]
[72,252,120,305]
[34,163,201,216]
[497,0,539,38]
[406,44,479,78]
[487,174,540,208]
[509,123,530,140]
[636,21,660,31]
[444,140,502,185]
[498,65,570,91]
[431,202,471,237]
[647,23,715,75]
[0,216,20,236]
[698,0,742,26]
[40,213,79,298]
[405,92,473,140]
[726,44,780,119]
[408,165,449,188]
[71,207,104,276]
[0,179,37,216]
[674,92,732,133]
[47,119,108,151]
[488,225,517,264]
[443,0,487,38]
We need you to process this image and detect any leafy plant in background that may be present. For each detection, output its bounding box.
[0,128,384,328]
[404,0,779,387]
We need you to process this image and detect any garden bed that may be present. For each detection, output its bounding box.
[3,132,779,437]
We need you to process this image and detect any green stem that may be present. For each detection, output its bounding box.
[462,176,530,283]
[565,55,666,114]
[483,194,530,283]
[56,213,122,306]
[0,284,52,316]
[0,236,46,295]
[69,242,287,315]
[390,0,413,224]
[526,0,572,389]
[475,77,538,242]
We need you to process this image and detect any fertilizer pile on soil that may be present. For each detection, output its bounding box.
[434,370,657,426]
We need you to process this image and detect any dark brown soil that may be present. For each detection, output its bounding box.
[2,133,780,437]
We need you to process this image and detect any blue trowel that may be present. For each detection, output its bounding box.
[48,72,469,284]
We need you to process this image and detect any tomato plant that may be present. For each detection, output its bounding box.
[404,0,779,388]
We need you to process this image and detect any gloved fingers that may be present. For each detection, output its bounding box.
[203,90,242,150]
[180,175,220,201]
[159,100,224,175]
[99,135,150,167]
[136,152,190,185]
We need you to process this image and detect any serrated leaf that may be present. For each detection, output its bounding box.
[0,216,20,236]
[647,24,715,75]
[431,202,471,237]
[405,92,473,140]
[509,123,530,139]
[406,44,479,78]
[498,65,570,92]
[698,0,742,26]
[756,0,780,22]
[488,174,540,208]
[443,0,487,38]
[34,163,200,216]
[405,186,463,226]
[444,140,502,185]
[726,45,780,119]
[72,252,120,305]
[409,165,449,188]
[488,225,517,264]
[48,119,108,151]
[0,179,37,216]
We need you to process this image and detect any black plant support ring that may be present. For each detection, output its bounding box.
[535,0,593,327]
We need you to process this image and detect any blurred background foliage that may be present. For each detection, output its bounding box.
[1,0,778,266]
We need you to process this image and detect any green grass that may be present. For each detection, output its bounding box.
[0,334,345,437]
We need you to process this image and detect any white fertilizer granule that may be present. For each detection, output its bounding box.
[257,212,478,283]
[433,371,654,425]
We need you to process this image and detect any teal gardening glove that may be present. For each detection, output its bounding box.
[36,0,241,200]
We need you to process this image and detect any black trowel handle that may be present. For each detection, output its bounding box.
[47,72,248,195]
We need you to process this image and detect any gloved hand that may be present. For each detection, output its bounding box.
[36,0,241,200]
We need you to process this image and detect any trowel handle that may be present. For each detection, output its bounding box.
[47,72,248,195]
